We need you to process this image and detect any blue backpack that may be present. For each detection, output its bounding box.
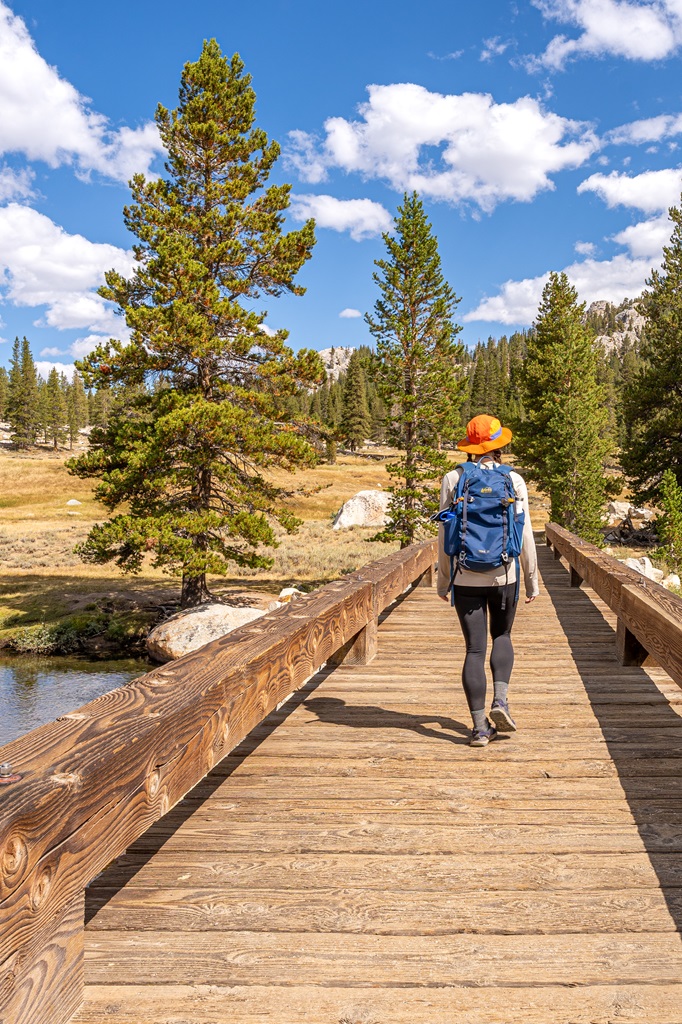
[434,458,525,606]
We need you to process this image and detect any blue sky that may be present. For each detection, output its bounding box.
[0,0,681,376]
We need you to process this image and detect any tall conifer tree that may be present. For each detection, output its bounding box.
[66,370,89,448]
[0,367,8,421]
[69,41,320,606]
[515,272,611,542]
[621,197,682,500]
[7,337,39,447]
[340,350,371,451]
[366,192,466,547]
[45,368,68,449]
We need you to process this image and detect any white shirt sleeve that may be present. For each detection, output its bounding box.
[437,468,461,598]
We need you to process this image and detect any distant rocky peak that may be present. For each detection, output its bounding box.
[586,298,646,354]
[317,346,355,381]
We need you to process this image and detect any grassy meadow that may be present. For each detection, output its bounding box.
[0,442,551,655]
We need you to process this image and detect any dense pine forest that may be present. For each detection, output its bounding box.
[2,38,681,596]
[2,296,643,460]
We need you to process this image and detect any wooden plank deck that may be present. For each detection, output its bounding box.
[75,542,682,1023]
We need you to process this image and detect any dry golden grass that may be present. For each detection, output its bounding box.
[0,443,552,647]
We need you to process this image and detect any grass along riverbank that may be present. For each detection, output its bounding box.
[0,444,555,657]
[0,447,400,655]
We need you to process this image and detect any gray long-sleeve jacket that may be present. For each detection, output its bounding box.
[437,462,539,600]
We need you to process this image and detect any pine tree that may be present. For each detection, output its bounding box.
[366,192,466,547]
[90,387,112,429]
[66,369,89,448]
[7,337,39,447]
[45,368,68,449]
[68,41,320,607]
[467,344,488,417]
[514,272,612,543]
[36,378,49,444]
[657,468,682,576]
[0,367,8,421]
[340,350,371,451]
[621,196,682,501]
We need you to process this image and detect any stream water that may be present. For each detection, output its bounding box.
[0,655,150,747]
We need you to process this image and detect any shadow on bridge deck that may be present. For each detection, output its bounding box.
[540,543,682,932]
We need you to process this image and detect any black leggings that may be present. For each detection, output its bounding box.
[453,584,518,713]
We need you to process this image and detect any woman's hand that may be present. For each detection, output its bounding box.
[525,595,537,604]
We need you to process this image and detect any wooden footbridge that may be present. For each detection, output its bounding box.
[3,525,682,1024]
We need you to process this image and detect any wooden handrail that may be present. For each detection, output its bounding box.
[0,538,437,1024]
[545,522,682,686]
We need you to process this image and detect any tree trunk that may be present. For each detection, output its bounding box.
[181,572,212,608]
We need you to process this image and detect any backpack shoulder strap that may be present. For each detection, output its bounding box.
[455,462,476,495]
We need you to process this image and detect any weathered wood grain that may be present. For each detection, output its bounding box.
[82,931,682,986]
[89,850,682,892]
[73,983,682,1024]
[0,892,83,1024]
[0,540,436,1024]
[77,541,682,1023]
[124,820,682,855]
[85,885,682,934]
[546,521,682,685]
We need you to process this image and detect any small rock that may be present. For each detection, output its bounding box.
[631,506,654,521]
[333,489,390,530]
[663,573,681,590]
[66,499,82,506]
[623,556,665,583]
[278,587,304,603]
[267,600,284,612]
[146,603,265,663]
[608,500,631,519]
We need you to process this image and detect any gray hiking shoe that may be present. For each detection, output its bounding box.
[490,699,517,732]
[470,722,497,747]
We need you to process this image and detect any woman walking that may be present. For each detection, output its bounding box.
[437,414,539,747]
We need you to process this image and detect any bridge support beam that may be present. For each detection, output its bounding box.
[2,891,84,1024]
[417,563,435,588]
[615,617,649,667]
[569,566,583,588]
[328,617,378,667]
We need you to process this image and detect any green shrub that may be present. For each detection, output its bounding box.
[657,469,682,576]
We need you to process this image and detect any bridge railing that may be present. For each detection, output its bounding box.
[545,522,682,686]
[0,538,437,1024]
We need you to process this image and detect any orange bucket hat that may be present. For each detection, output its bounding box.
[457,414,512,455]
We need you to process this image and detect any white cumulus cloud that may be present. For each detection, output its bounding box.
[531,0,682,68]
[339,308,362,318]
[612,213,672,259]
[0,203,134,334]
[286,84,597,212]
[575,240,596,255]
[289,194,392,241]
[0,2,163,182]
[465,252,654,324]
[0,164,34,201]
[69,334,112,359]
[578,167,682,212]
[480,37,511,61]
[36,360,75,380]
[608,113,682,145]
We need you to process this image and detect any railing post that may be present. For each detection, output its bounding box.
[328,615,378,666]
[615,617,649,667]
[417,563,435,588]
[569,566,583,588]
[1,891,85,1024]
